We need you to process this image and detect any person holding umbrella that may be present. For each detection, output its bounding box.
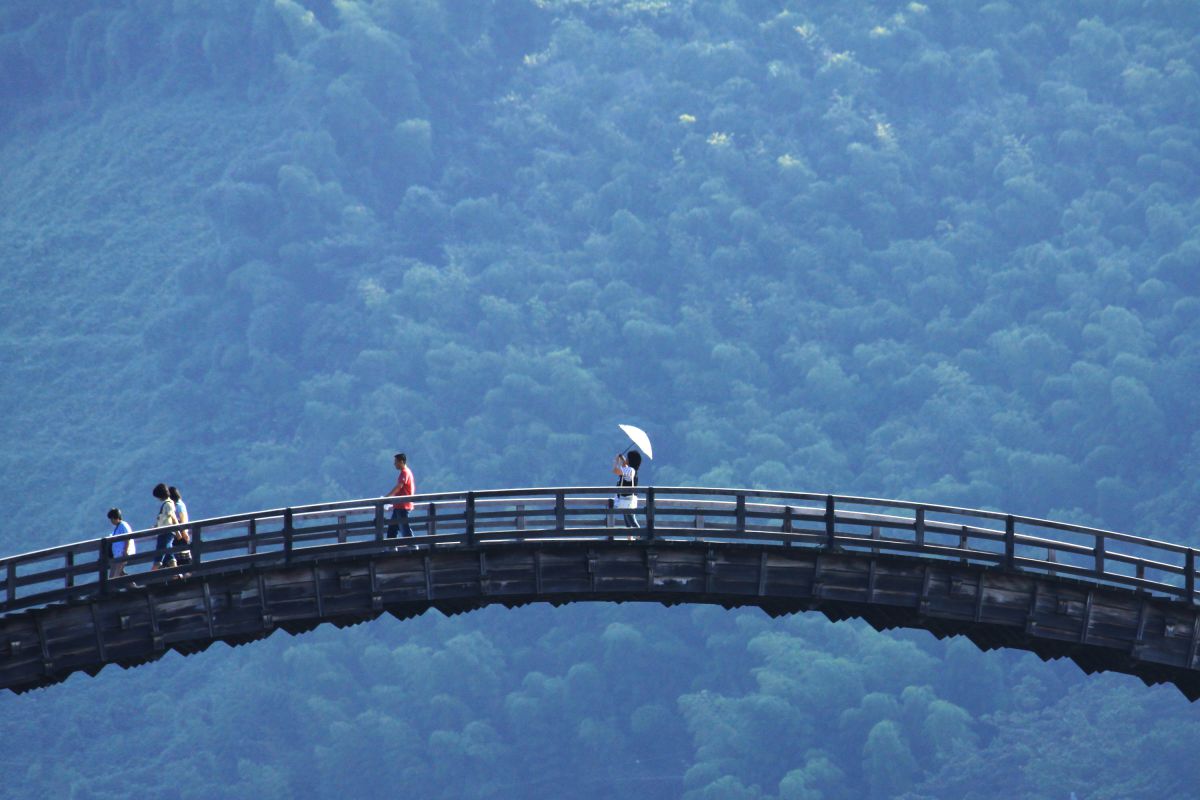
[612,424,653,529]
[612,450,642,528]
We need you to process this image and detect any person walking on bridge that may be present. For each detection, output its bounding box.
[612,450,642,528]
[168,485,192,566]
[386,452,415,539]
[106,508,134,579]
[150,483,179,570]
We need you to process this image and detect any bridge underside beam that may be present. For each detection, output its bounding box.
[2,541,1199,699]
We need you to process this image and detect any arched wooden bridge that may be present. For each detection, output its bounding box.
[3,487,1200,698]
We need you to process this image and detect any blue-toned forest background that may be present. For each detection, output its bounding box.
[1,0,1199,797]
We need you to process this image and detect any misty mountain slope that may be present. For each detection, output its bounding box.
[1,1,1199,798]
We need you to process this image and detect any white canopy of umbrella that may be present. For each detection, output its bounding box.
[618,424,653,460]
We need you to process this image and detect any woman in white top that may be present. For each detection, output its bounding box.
[612,450,642,528]
[151,483,179,570]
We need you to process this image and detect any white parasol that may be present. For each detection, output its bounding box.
[618,424,654,460]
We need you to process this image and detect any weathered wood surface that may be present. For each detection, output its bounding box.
[2,487,1199,697]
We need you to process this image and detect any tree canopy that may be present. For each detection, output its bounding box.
[1,0,1198,796]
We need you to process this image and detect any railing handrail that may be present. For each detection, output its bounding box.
[2,486,1195,614]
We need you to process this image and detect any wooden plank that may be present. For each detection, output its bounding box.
[1190,614,1200,670]
[1026,580,1041,634]
[1080,590,1094,644]
[917,564,931,614]
[311,566,324,619]
[257,573,271,626]
[146,593,162,650]
[202,582,216,638]
[31,613,51,673]
[89,603,106,662]
[368,560,381,610]
[1135,599,1149,643]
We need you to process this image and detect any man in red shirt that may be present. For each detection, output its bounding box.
[386,452,416,538]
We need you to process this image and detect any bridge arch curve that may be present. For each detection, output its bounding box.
[2,487,1199,698]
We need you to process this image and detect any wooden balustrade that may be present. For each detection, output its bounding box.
[1,487,1196,616]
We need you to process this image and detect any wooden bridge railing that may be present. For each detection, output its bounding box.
[2,487,1196,615]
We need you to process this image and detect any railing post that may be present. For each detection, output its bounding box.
[555,491,566,531]
[735,494,746,534]
[192,522,203,566]
[98,539,109,594]
[516,503,525,531]
[373,503,384,543]
[824,495,835,549]
[1187,549,1196,604]
[248,517,258,554]
[1004,515,1015,570]
[914,507,925,549]
[645,487,655,540]
[5,560,15,607]
[465,493,476,547]
[1093,533,1105,577]
[428,503,437,537]
[283,508,294,562]
[65,550,75,588]
[337,514,347,544]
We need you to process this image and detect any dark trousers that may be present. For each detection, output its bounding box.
[387,507,413,538]
[155,531,175,565]
[623,513,639,528]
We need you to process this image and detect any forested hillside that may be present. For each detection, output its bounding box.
[1,1,1198,797]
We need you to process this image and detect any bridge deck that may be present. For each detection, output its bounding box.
[2,487,1198,697]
